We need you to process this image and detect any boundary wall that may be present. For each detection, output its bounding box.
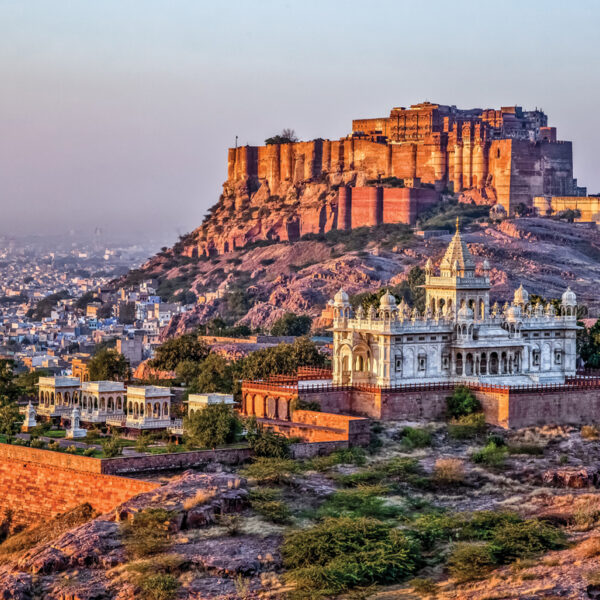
[0,444,159,527]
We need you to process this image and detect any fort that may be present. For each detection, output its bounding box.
[193,102,585,256]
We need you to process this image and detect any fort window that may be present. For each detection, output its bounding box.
[431,336,437,341]
[395,357,402,371]
[407,337,413,341]
[419,336,425,341]
[442,354,449,369]
[554,351,562,365]
[532,350,541,367]
[418,355,427,371]
[544,332,550,337]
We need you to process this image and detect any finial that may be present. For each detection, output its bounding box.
[455,216,460,231]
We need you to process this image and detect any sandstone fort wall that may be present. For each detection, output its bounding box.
[0,444,159,527]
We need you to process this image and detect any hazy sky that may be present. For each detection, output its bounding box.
[1,0,599,241]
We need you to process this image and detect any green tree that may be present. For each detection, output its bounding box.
[150,334,209,371]
[26,290,70,320]
[88,348,130,381]
[118,301,136,325]
[238,337,326,381]
[184,404,241,449]
[0,360,22,439]
[246,418,291,458]
[189,353,234,394]
[265,129,298,145]
[446,386,481,419]
[270,313,312,337]
[15,369,49,397]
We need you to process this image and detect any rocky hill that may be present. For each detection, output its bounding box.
[122,212,600,337]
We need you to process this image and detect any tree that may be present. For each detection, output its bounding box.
[0,361,22,439]
[271,313,312,337]
[184,404,241,449]
[118,301,136,325]
[446,386,481,419]
[190,353,234,394]
[239,337,327,380]
[26,290,70,320]
[150,334,209,371]
[97,302,114,319]
[555,208,581,223]
[246,417,291,458]
[88,348,130,381]
[265,129,298,145]
[15,369,49,397]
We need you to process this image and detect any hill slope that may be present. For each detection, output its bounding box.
[121,213,600,337]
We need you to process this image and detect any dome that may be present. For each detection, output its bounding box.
[562,287,577,306]
[506,304,521,320]
[379,290,397,309]
[514,284,529,306]
[334,288,349,305]
[457,304,474,321]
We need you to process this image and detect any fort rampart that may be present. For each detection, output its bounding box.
[0,444,159,527]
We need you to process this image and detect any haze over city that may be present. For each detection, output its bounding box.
[2,0,599,240]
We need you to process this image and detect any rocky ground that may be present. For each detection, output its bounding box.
[4,421,600,598]
[125,216,600,337]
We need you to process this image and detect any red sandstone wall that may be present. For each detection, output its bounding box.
[0,444,159,527]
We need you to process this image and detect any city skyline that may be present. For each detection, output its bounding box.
[1,0,599,237]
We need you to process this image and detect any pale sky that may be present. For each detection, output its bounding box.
[1,0,599,240]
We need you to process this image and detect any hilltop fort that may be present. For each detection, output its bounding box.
[189,102,586,257]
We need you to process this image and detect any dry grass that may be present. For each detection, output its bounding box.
[0,503,97,559]
[575,536,600,558]
[182,488,217,511]
[433,458,465,484]
[571,496,600,531]
[581,425,599,440]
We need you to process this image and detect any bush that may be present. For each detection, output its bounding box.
[101,435,123,458]
[30,439,45,449]
[460,511,523,541]
[489,520,565,563]
[47,441,61,452]
[282,517,421,595]
[471,442,508,468]
[411,512,464,549]
[400,426,432,450]
[251,498,292,524]
[508,443,544,456]
[410,577,439,595]
[446,386,481,419]
[121,509,174,558]
[447,542,495,582]
[83,447,96,457]
[448,413,486,440]
[486,433,506,447]
[336,457,420,487]
[246,419,290,458]
[184,404,241,449]
[241,458,300,484]
[433,458,465,484]
[308,447,366,472]
[138,574,179,600]
[582,425,599,440]
[317,486,403,521]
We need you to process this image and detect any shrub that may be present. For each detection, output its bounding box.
[400,426,432,450]
[410,577,439,595]
[486,433,506,447]
[246,420,291,458]
[582,425,599,440]
[575,537,600,558]
[182,489,217,511]
[336,457,420,487]
[447,413,486,439]
[433,458,465,484]
[121,509,174,558]
[30,439,45,449]
[447,542,495,582]
[241,458,300,484]
[460,511,523,541]
[83,447,95,457]
[471,442,508,468]
[184,404,241,449]
[317,486,403,521]
[47,441,61,452]
[65,445,78,454]
[508,443,544,456]
[251,499,291,524]
[489,519,565,563]
[308,447,366,472]
[282,517,421,595]
[446,386,481,419]
[135,434,150,453]
[101,435,123,458]
[219,514,242,536]
[138,574,179,600]
[411,512,464,549]
[125,554,183,600]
